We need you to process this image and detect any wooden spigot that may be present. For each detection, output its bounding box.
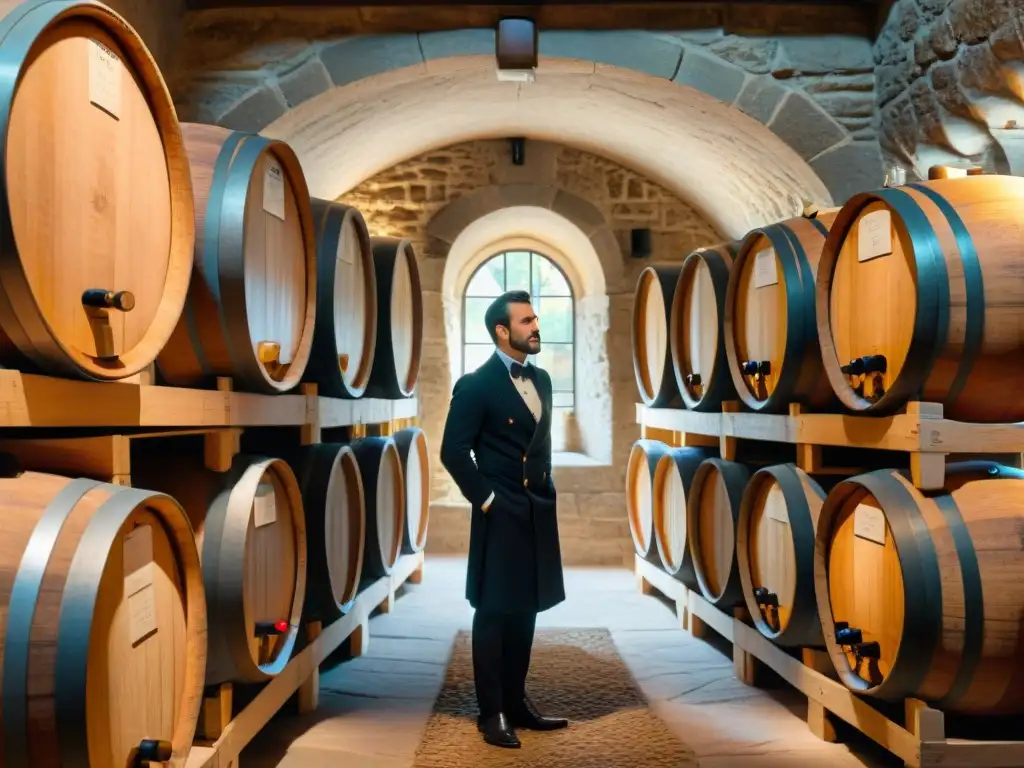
[338,353,349,373]
[133,739,172,767]
[257,341,290,379]
[82,289,135,312]
[82,289,135,359]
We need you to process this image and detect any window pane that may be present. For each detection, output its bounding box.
[534,255,571,297]
[505,251,531,293]
[466,257,505,297]
[464,297,494,343]
[463,344,494,373]
[536,297,573,344]
[535,343,573,392]
[553,391,574,408]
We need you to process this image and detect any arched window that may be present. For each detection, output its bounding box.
[462,250,575,409]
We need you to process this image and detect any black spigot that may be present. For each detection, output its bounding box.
[255,620,290,638]
[853,641,881,661]
[686,373,702,387]
[741,360,771,378]
[134,739,172,767]
[840,354,887,376]
[82,288,136,312]
[834,621,849,632]
[753,586,779,609]
[835,626,863,646]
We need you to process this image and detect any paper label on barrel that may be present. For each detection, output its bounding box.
[128,584,158,645]
[123,525,154,587]
[753,248,778,288]
[337,225,355,265]
[854,503,887,545]
[263,163,286,221]
[88,39,122,120]
[766,497,790,525]
[857,210,892,262]
[254,485,277,528]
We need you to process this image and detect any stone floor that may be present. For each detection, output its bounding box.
[242,556,898,767]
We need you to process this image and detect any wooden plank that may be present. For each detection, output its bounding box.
[0,434,130,478]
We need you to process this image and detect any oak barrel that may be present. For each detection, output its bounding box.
[350,437,405,585]
[670,243,739,412]
[632,265,682,408]
[626,439,671,562]
[815,175,1024,422]
[303,198,378,399]
[686,457,750,607]
[652,445,719,588]
[0,0,195,381]
[724,211,839,413]
[288,443,365,623]
[814,461,1024,714]
[0,470,207,767]
[364,237,423,399]
[393,426,430,554]
[736,463,827,646]
[156,122,317,394]
[133,453,307,685]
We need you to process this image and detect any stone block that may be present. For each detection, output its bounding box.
[775,36,873,74]
[708,36,778,75]
[419,29,494,60]
[217,84,287,132]
[768,90,849,160]
[277,55,332,109]
[493,183,558,210]
[673,48,747,105]
[321,34,424,88]
[538,31,684,79]
[810,140,883,206]
[734,75,788,123]
[550,190,606,236]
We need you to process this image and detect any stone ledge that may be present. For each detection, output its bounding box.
[768,89,849,161]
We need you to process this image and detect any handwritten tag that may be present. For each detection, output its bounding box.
[765,487,790,525]
[88,39,122,120]
[753,248,778,288]
[854,503,887,545]
[129,584,158,645]
[124,525,157,644]
[858,209,892,262]
[253,485,277,528]
[263,163,285,221]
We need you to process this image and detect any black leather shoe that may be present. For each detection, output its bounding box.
[477,713,521,748]
[507,698,569,731]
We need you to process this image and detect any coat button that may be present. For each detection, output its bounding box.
[542,471,547,480]
[522,455,527,462]
[508,418,514,424]
[523,479,529,488]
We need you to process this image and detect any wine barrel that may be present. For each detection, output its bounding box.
[652,445,719,588]
[156,122,317,394]
[814,461,1024,714]
[133,454,307,685]
[0,0,195,381]
[394,426,430,554]
[632,265,682,408]
[288,443,365,623]
[724,212,839,413]
[670,243,739,411]
[686,457,750,607]
[350,436,405,585]
[736,463,827,646]
[815,175,1024,422]
[0,470,206,767]
[364,237,423,399]
[303,198,378,399]
[626,439,671,562]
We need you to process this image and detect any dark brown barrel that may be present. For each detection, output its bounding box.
[686,457,750,607]
[156,122,317,394]
[393,426,430,554]
[365,237,423,399]
[670,243,739,411]
[350,436,405,586]
[626,439,671,562]
[303,198,378,399]
[0,0,195,381]
[724,212,839,413]
[815,175,1024,422]
[814,461,1024,714]
[632,265,682,408]
[652,445,719,589]
[737,463,827,646]
[288,443,366,623]
[0,470,206,767]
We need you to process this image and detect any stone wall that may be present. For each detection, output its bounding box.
[340,138,721,566]
[875,0,1024,175]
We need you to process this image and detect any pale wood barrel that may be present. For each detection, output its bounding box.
[686,457,751,607]
[670,243,740,412]
[288,443,365,623]
[652,445,719,588]
[0,0,195,381]
[736,463,827,647]
[393,426,430,554]
[350,437,405,585]
[156,122,317,394]
[816,175,1024,422]
[626,439,670,562]
[632,265,682,408]
[133,453,307,686]
[303,198,378,399]
[724,212,839,413]
[0,468,206,767]
[365,237,423,399]
[814,461,1024,714]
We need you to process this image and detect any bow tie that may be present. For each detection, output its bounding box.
[510,362,535,381]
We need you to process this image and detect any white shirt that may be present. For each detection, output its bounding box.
[483,348,540,510]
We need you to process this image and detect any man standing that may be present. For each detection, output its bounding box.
[440,289,567,749]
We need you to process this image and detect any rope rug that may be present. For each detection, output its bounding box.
[412,628,697,767]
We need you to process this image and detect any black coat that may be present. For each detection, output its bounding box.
[440,352,566,614]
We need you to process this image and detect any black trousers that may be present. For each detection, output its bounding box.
[472,608,537,719]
